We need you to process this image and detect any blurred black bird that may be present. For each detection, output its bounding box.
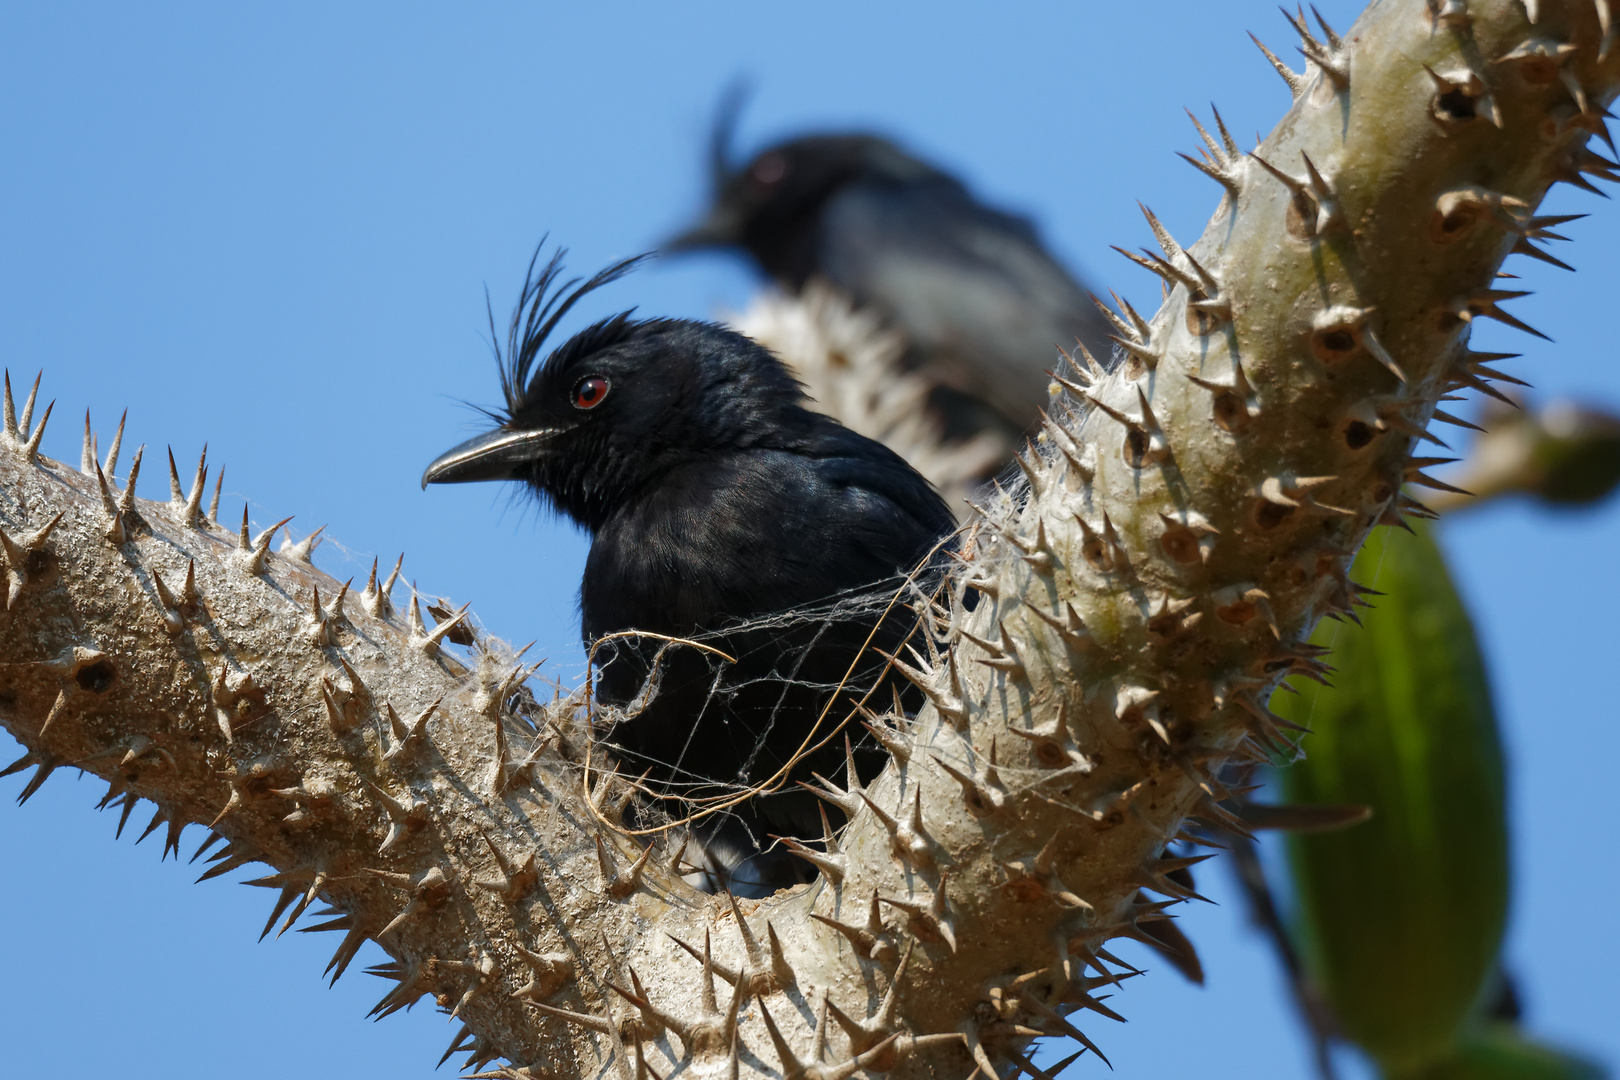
[422,247,956,894]
[671,107,1204,979]
[665,105,1116,441]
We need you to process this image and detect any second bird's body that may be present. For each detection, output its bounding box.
[668,132,1116,438]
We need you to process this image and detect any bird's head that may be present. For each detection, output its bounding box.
[665,130,944,286]
[422,247,807,530]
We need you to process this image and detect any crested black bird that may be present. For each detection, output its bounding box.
[422,247,956,894]
[663,114,1208,977]
[665,115,1117,441]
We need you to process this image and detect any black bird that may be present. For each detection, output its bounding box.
[664,113,1207,980]
[665,113,1116,440]
[422,248,956,893]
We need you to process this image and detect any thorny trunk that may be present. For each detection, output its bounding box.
[3,2,1615,1077]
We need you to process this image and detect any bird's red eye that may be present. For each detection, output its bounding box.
[572,376,610,410]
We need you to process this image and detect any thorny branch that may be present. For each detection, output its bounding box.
[4,2,1620,1078]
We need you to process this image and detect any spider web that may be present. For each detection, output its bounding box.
[582,556,959,897]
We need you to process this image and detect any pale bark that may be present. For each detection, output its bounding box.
[3,2,1616,1078]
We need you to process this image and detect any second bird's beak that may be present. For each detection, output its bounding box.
[662,206,743,253]
[421,427,563,489]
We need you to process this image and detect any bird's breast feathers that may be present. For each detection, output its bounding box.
[580,447,946,638]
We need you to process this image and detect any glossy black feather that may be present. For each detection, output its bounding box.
[426,249,956,893]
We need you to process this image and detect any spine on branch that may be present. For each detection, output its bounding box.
[2,2,1616,1077]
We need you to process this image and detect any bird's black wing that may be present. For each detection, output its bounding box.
[582,430,952,640]
[582,431,953,853]
[816,179,1114,429]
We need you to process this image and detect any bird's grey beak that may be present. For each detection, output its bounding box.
[421,427,564,489]
[662,207,742,252]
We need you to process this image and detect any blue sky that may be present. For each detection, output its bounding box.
[0,3,1614,1077]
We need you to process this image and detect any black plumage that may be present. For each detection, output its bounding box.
[423,248,956,893]
[670,117,1204,978]
[665,115,1116,440]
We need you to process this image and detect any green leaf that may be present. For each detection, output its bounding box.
[1275,523,1509,1074]
[1406,1025,1608,1080]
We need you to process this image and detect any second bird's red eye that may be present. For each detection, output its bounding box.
[572,376,610,410]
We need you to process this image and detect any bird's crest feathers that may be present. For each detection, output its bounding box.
[709,78,753,192]
[492,243,650,420]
